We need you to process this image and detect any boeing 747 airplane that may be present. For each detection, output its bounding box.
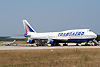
[22,20,97,46]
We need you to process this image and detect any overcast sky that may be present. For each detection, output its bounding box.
[0,0,100,36]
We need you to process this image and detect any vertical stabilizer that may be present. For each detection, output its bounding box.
[23,20,36,33]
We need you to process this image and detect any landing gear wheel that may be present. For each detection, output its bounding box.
[85,43,90,46]
[7,44,9,46]
[63,44,68,46]
[76,44,79,46]
[51,44,54,46]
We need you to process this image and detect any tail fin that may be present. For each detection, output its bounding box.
[22,20,36,33]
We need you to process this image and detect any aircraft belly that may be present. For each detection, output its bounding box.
[67,38,94,43]
[55,38,94,43]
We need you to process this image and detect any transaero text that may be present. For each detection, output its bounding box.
[58,32,84,36]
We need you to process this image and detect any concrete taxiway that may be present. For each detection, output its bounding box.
[0,46,100,50]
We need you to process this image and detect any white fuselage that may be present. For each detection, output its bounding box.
[27,29,97,43]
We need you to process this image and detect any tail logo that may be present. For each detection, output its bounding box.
[23,20,36,33]
[25,23,34,32]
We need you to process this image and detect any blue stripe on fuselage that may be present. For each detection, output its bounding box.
[56,38,94,43]
[67,38,93,43]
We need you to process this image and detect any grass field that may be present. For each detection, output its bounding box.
[0,49,100,67]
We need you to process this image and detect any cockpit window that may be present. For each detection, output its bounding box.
[89,30,92,32]
[88,30,92,32]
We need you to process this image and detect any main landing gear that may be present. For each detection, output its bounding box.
[63,43,68,46]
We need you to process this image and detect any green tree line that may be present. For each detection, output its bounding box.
[0,36,26,41]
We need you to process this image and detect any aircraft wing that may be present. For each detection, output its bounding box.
[30,36,69,41]
[49,36,69,40]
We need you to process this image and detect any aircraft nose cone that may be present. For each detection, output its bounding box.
[94,34,97,38]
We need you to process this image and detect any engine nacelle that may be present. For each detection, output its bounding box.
[29,39,35,44]
[49,40,54,44]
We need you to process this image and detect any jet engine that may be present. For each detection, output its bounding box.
[49,40,54,44]
[29,39,35,44]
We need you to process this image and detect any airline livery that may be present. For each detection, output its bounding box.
[23,20,97,46]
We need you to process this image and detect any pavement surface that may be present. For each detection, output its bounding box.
[0,46,100,50]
